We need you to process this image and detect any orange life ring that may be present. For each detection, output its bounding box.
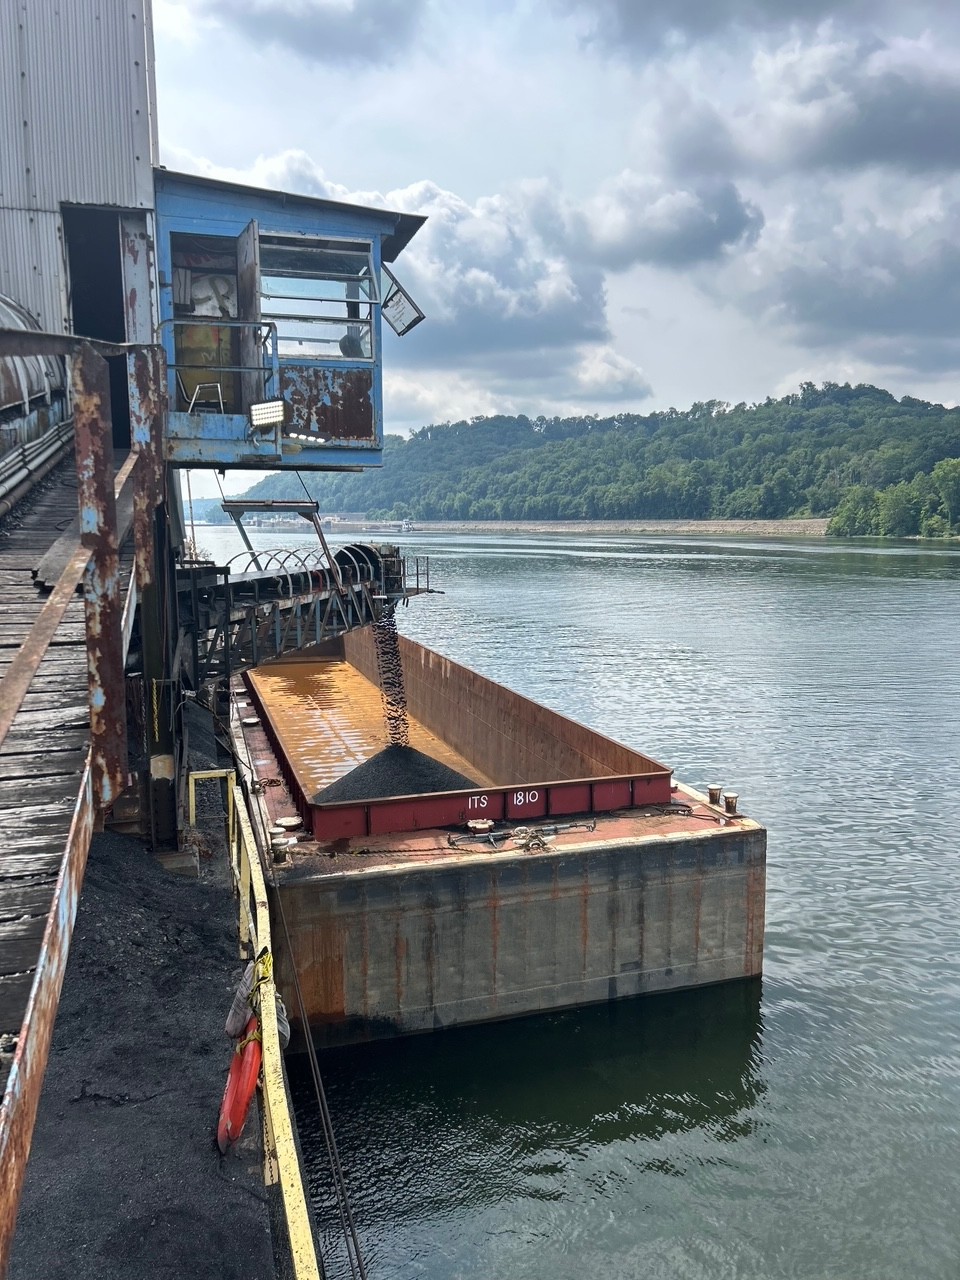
[217,1013,262,1153]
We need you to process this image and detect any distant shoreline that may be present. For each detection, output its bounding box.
[410,518,831,537]
[192,517,831,537]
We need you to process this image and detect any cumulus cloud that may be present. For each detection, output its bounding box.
[744,37,960,174]
[199,0,425,65]
[732,177,960,372]
[572,345,652,399]
[574,172,763,267]
[560,0,946,54]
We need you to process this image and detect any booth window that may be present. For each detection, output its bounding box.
[169,233,241,412]
[259,237,378,361]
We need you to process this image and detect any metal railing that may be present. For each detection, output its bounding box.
[226,781,321,1280]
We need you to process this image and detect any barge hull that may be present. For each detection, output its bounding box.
[276,828,765,1046]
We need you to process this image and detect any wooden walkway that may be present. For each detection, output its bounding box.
[0,459,93,1091]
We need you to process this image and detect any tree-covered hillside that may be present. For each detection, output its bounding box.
[200,382,960,536]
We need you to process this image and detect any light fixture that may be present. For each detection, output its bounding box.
[249,399,286,432]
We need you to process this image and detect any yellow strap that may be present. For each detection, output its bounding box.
[235,1023,263,1055]
[248,949,274,1011]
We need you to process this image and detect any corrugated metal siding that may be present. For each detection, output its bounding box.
[0,209,65,333]
[0,0,156,211]
[0,0,156,327]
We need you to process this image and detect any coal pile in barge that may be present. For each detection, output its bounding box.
[313,744,477,804]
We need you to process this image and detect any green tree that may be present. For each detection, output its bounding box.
[876,482,921,537]
[827,486,879,536]
[932,458,960,527]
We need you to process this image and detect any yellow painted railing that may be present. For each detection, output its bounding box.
[226,781,321,1280]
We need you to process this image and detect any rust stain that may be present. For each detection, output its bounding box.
[744,858,766,977]
[281,366,375,442]
[72,345,127,808]
[394,925,407,1012]
[580,865,589,977]
[489,875,500,1006]
[128,347,165,592]
[313,913,345,1019]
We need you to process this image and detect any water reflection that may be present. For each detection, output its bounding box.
[291,982,764,1279]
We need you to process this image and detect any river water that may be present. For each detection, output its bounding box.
[201,525,960,1278]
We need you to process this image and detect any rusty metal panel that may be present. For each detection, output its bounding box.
[281,365,375,442]
[128,347,166,591]
[120,213,157,344]
[0,762,94,1278]
[72,345,127,809]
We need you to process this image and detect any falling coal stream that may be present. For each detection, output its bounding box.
[371,604,409,747]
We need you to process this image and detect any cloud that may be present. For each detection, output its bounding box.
[574,172,764,268]
[560,0,945,54]
[746,37,960,174]
[734,178,960,372]
[199,0,426,65]
[572,345,652,399]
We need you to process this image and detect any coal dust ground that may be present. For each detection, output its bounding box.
[313,744,477,804]
[9,831,275,1280]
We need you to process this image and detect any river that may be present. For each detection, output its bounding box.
[200,525,960,1278]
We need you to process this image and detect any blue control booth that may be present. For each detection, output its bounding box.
[153,170,424,470]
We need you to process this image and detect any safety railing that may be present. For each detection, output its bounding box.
[227,781,321,1280]
[164,318,280,415]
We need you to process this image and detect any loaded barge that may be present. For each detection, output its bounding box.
[234,628,766,1047]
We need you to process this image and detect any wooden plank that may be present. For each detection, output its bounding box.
[0,916,45,977]
[0,776,87,807]
[0,810,75,844]
[0,852,66,879]
[0,881,55,920]
[0,970,33,1035]
[5,707,90,734]
[1,728,88,756]
[0,750,88,782]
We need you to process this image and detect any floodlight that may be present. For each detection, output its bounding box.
[249,399,286,431]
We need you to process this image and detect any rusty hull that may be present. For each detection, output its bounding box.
[271,816,767,1047]
[281,365,375,441]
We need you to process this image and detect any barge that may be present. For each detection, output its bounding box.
[233,629,766,1047]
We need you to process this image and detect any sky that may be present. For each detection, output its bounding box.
[152,0,960,496]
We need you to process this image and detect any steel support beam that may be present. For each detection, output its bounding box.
[72,345,128,810]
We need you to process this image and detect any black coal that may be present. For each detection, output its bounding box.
[314,744,477,804]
